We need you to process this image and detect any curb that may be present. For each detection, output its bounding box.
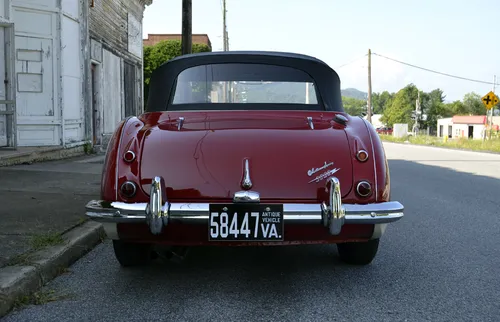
[0,145,90,168]
[0,221,105,317]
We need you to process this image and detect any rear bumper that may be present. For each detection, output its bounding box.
[86,200,404,225]
[85,177,404,237]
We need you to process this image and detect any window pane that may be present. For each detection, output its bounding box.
[171,63,319,106]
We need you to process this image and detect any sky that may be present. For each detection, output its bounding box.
[142,0,500,102]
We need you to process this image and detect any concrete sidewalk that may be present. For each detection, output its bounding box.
[0,154,106,316]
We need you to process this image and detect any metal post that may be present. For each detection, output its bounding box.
[367,49,372,123]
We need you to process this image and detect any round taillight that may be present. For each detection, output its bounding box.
[123,151,136,163]
[120,181,137,198]
[356,181,372,197]
[356,150,369,162]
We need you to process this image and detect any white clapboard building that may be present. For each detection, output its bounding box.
[0,0,152,151]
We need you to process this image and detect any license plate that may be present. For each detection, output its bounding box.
[208,204,284,241]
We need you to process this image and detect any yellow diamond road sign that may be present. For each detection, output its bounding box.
[481,91,498,110]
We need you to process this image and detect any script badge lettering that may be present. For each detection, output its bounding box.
[307,161,334,177]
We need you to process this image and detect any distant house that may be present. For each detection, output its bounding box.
[437,116,500,139]
[143,33,212,50]
[364,114,384,129]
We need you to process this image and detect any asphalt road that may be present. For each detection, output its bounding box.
[4,142,500,322]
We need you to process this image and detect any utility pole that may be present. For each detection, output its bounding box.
[367,49,372,123]
[489,75,496,140]
[413,91,421,137]
[222,0,228,51]
[221,0,228,102]
[181,0,192,55]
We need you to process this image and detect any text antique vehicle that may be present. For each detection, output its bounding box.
[85,51,404,267]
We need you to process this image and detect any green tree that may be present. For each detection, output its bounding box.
[462,92,485,115]
[143,40,211,106]
[342,96,366,116]
[444,100,466,115]
[371,91,394,114]
[381,84,419,127]
[423,88,451,131]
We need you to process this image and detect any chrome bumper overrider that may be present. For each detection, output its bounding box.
[85,176,404,236]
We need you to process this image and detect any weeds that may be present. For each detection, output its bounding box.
[379,134,500,153]
[29,232,65,251]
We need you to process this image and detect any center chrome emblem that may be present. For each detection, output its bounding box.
[241,159,253,190]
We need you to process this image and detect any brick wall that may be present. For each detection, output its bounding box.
[143,34,212,50]
[89,0,151,64]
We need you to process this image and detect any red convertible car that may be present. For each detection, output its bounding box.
[85,51,404,267]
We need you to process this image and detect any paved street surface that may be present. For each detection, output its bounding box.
[4,142,500,321]
[0,154,102,267]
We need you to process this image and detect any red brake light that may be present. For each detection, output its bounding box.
[120,181,137,198]
[123,151,136,163]
[356,181,372,197]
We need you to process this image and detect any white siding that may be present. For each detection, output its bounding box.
[0,0,10,21]
[61,0,78,20]
[127,12,142,59]
[437,117,452,138]
[473,125,484,139]
[61,7,84,144]
[0,27,6,146]
[102,49,123,134]
[12,0,57,11]
[12,4,60,146]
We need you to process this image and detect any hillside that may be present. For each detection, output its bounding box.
[341,88,367,100]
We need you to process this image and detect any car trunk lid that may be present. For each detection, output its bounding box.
[139,111,353,202]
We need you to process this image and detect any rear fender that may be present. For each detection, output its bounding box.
[341,115,389,203]
[101,116,150,202]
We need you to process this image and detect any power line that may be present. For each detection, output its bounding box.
[335,54,367,69]
[372,52,500,86]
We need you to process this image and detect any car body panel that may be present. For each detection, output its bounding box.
[90,51,403,248]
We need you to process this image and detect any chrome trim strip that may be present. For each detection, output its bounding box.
[85,200,404,226]
[233,190,260,203]
[307,116,314,129]
[177,116,184,130]
[360,117,379,202]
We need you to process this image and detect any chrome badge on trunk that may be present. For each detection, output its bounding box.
[307,161,340,184]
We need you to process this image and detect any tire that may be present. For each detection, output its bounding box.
[336,238,380,265]
[112,240,154,267]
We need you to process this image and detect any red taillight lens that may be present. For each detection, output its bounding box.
[120,181,137,198]
[356,150,369,162]
[123,151,136,163]
[356,181,372,197]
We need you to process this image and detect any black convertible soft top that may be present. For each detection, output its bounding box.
[145,51,345,113]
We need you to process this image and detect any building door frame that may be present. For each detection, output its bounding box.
[0,22,17,149]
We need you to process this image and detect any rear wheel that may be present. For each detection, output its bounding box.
[336,239,380,265]
[112,240,154,267]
